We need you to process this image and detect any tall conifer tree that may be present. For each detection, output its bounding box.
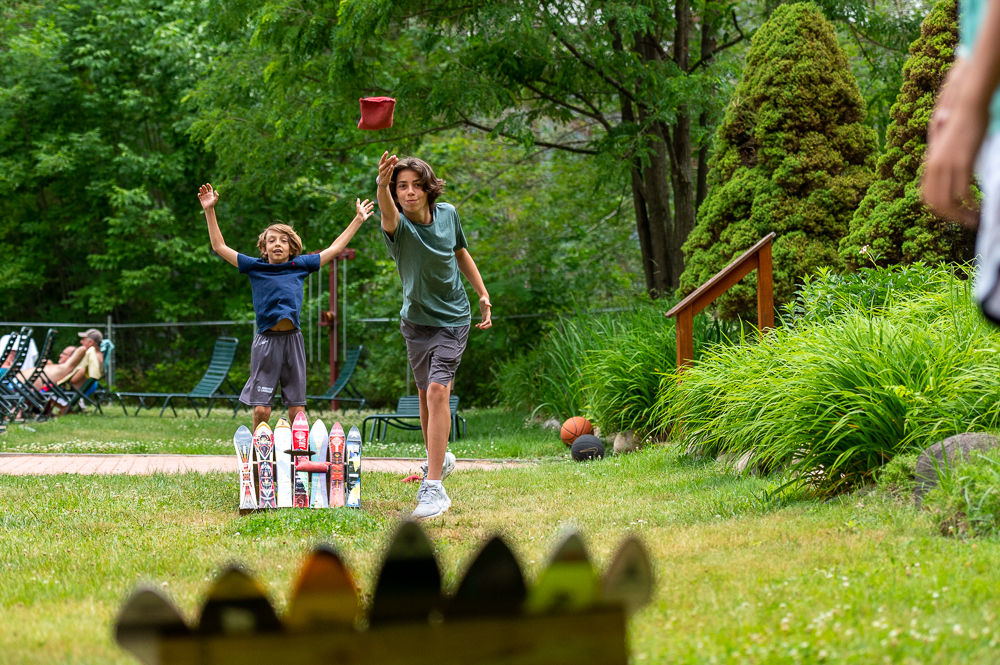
[840,0,973,267]
[679,3,877,319]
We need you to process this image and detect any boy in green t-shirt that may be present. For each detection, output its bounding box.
[376,153,492,519]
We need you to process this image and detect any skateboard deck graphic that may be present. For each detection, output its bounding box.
[253,422,277,509]
[274,418,293,508]
[292,412,310,508]
[308,419,329,508]
[328,422,346,507]
[345,425,362,508]
[233,425,257,511]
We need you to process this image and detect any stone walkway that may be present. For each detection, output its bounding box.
[0,453,527,476]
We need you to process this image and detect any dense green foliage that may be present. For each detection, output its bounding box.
[663,267,1000,495]
[925,448,1000,537]
[497,300,736,433]
[680,3,878,320]
[840,0,975,267]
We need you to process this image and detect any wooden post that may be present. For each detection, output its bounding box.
[665,233,776,372]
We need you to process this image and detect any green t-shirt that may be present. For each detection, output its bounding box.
[382,202,471,327]
[960,0,1000,135]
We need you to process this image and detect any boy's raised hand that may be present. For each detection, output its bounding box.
[355,198,375,222]
[377,151,398,186]
[198,183,219,211]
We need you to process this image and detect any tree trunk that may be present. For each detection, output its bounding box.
[696,8,719,214]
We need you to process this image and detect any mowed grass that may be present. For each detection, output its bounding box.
[1,447,999,663]
[0,407,562,459]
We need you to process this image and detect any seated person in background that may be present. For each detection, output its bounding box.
[0,333,39,376]
[16,345,87,391]
[68,329,104,390]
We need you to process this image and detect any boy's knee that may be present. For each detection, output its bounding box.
[253,405,271,418]
[426,382,449,400]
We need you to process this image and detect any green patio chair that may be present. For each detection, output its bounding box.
[304,346,367,413]
[114,337,241,417]
[361,394,465,443]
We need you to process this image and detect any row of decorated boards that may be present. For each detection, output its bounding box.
[234,412,361,513]
[115,521,654,665]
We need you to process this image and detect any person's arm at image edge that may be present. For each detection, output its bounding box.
[198,184,239,267]
[923,0,1000,223]
[456,248,492,330]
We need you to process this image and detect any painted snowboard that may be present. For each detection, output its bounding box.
[292,412,310,508]
[345,425,362,508]
[233,425,257,510]
[328,422,346,507]
[308,419,329,508]
[254,422,277,509]
[274,418,293,508]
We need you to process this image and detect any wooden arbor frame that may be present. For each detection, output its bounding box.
[666,233,776,370]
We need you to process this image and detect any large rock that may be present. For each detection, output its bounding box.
[914,433,1000,506]
[613,431,641,455]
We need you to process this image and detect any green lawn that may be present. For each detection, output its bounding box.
[1,441,999,663]
[0,407,563,459]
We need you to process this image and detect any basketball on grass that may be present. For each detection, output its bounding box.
[560,416,593,446]
[571,434,604,461]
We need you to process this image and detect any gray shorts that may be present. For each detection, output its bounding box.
[240,329,307,407]
[400,319,470,391]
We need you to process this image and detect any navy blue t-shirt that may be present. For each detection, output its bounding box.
[237,253,321,331]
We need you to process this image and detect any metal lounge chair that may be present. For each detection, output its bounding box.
[114,337,241,417]
[12,328,68,420]
[361,395,466,443]
[2,328,52,420]
[304,346,367,412]
[62,342,116,416]
[0,330,26,424]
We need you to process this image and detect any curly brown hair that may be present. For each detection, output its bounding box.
[257,223,303,260]
[389,157,446,212]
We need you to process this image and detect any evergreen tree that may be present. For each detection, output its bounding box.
[679,3,877,319]
[840,0,973,268]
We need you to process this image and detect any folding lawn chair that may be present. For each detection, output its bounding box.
[304,346,367,413]
[361,394,466,443]
[1,328,54,421]
[114,337,241,417]
[12,328,70,420]
[0,331,25,423]
[61,339,116,415]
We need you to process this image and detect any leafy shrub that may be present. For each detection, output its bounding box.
[679,2,877,320]
[924,448,1000,537]
[783,262,961,324]
[661,276,1000,496]
[875,452,919,494]
[497,300,736,434]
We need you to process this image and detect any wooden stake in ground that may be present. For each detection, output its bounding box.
[233,426,256,511]
[328,422,346,507]
[345,426,361,508]
[291,412,310,507]
[253,423,276,509]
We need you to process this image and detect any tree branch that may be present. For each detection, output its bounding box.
[522,81,612,131]
[462,118,598,155]
[552,31,641,107]
[691,9,747,72]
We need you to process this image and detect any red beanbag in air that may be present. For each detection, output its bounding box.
[358,97,396,130]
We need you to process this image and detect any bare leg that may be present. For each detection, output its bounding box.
[253,405,271,432]
[418,380,452,481]
[287,405,305,424]
[29,347,87,390]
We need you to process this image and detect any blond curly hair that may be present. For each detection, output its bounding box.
[257,223,302,259]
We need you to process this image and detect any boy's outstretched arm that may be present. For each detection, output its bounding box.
[456,248,492,330]
[923,0,1000,225]
[376,151,400,238]
[319,199,375,266]
[199,183,239,267]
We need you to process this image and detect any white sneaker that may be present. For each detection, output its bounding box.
[411,481,451,519]
[420,451,456,481]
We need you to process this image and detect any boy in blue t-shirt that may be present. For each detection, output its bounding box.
[198,183,374,430]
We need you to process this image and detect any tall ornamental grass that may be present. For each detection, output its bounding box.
[661,273,1000,495]
[496,300,734,433]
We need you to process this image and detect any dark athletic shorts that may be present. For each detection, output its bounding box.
[400,319,470,391]
[240,328,307,407]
